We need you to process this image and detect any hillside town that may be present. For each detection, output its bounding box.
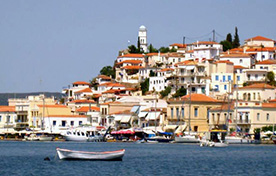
[1,25,276,142]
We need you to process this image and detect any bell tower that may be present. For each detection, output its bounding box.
[138,25,148,53]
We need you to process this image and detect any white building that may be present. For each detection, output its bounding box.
[149,77,167,92]
[245,47,275,61]
[220,53,253,68]
[189,41,222,61]
[139,25,148,53]
[243,69,267,83]
[244,36,275,48]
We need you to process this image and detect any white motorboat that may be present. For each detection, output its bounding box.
[38,134,53,141]
[56,148,125,160]
[25,134,39,141]
[174,135,200,143]
[200,129,228,147]
[225,136,251,144]
[62,128,104,142]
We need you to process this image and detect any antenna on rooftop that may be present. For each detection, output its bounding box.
[212,29,215,42]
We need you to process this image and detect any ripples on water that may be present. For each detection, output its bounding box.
[0,141,275,176]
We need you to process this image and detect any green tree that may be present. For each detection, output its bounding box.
[149,70,157,77]
[220,40,233,52]
[160,86,172,98]
[128,45,139,53]
[159,46,170,53]
[267,71,276,86]
[140,78,149,95]
[148,44,158,53]
[90,77,98,90]
[100,66,115,78]
[233,27,240,48]
[137,37,141,53]
[226,33,233,43]
[173,88,187,98]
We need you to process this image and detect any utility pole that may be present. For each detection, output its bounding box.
[183,36,185,46]
[212,29,215,42]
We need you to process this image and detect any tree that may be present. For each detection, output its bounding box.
[100,66,115,78]
[173,88,187,98]
[148,44,158,53]
[220,40,233,52]
[226,33,233,44]
[160,86,172,98]
[140,78,149,95]
[159,46,170,53]
[149,70,157,77]
[267,71,276,86]
[137,37,141,53]
[233,27,240,48]
[128,45,139,53]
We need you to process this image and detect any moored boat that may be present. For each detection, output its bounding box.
[200,129,228,147]
[56,148,125,161]
[174,135,200,143]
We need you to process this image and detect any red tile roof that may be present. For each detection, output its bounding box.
[246,47,275,52]
[76,106,100,112]
[75,88,92,93]
[0,106,15,112]
[159,68,174,72]
[97,75,111,80]
[262,103,276,108]
[117,54,144,58]
[37,105,68,108]
[116,60,142,65]
[169,43,187,48]
[256,60,276,65]
[121,66,144,70]
[186,50,194,53]
[239,83,274,90]
[234,65,248,69]
[70,100,96,103]
[245,36,274,42]
[73,81,90,85]
[181,94,219,102]
[46,115,87,118]
[220,53,250,58]
[214,60,234,64]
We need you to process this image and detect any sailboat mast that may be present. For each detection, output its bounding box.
[235,84,238,136]
[42,95,45,131]
[188,84,191,135]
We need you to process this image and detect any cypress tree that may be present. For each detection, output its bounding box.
[226,33,232,44]
[137,37,141,53]
[233,27,240,48]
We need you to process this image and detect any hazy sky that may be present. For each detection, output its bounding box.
[1,0,276,93]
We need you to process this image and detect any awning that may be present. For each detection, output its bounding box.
[146,112,160,121]
[114,115,122,121]
[138,111,148,118]
[131,105,140,113]
[120,116,132,123]
[186,65,195,70]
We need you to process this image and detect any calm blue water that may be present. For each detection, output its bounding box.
[0,141,275,176]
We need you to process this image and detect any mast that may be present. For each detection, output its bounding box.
[188,83,191,135]
[42,95,45,131]
[235,84,238,136]
[226,81,232,133]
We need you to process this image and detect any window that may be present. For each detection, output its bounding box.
[0,115,1,122]
[237,76,240,81]
[257,113,260,121]
[228,75,231,81]
[71,121,74,126]
[215,75,219,81]
[266,113,269,121]
[255,74,258,79]
[53,120,56,126]
[240,59,243,63]
[194,107,198,117]
[79,121,83,126]
[224,85,227,90]
[223,76,226,82]
[6,115,10,123]
[178,58,181,62]
[260,66,263,69]
[215,85,219,91]
[171,108,174,119]
[62,121,66,127]
[181,107,184,118]
[176,108,179,120]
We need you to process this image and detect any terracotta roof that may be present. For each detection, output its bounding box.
[146,53,165,56]
[97,75,111,80]
[117,54,144,58]
[268,99,276,103]
[73,81,90,85]
[110,110,131,115]
[46,115,87,118]
[37,105,68,108]
[177,60,198,66]
[210,102,234,111]
[262,103,276,108]
[98,82,125,87]
[92,94,102,98]
[246,47,275,52]
[75,88,92,93]
[71,100,96,103]
[255,60,276,65]
[234,65,248,69]
[220,53,250,58]
[165,52,185,57]
[186,50,194,53]
[192,41,219,45]
[239,83,275,90]
[76,106,100,112]
[181,94,219,102]
[102,89,118,94]
[169,43,187,48]
[229,48,244,52]
[214,60,234,64]
[116,60,142,65]
[245,36,274,42]
[0,106,15,112]
[159,68,174,72]
[121,66,144,70]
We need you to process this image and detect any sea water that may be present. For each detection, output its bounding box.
[0,141,275,176]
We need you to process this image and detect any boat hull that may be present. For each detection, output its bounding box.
[64,135,88,142]
[56,148,125,161]
[174,136,199,143]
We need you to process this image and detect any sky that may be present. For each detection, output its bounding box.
[0,0,276,93]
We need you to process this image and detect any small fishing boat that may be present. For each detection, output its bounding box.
[56,148,125,161]
[200,129,228,147]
